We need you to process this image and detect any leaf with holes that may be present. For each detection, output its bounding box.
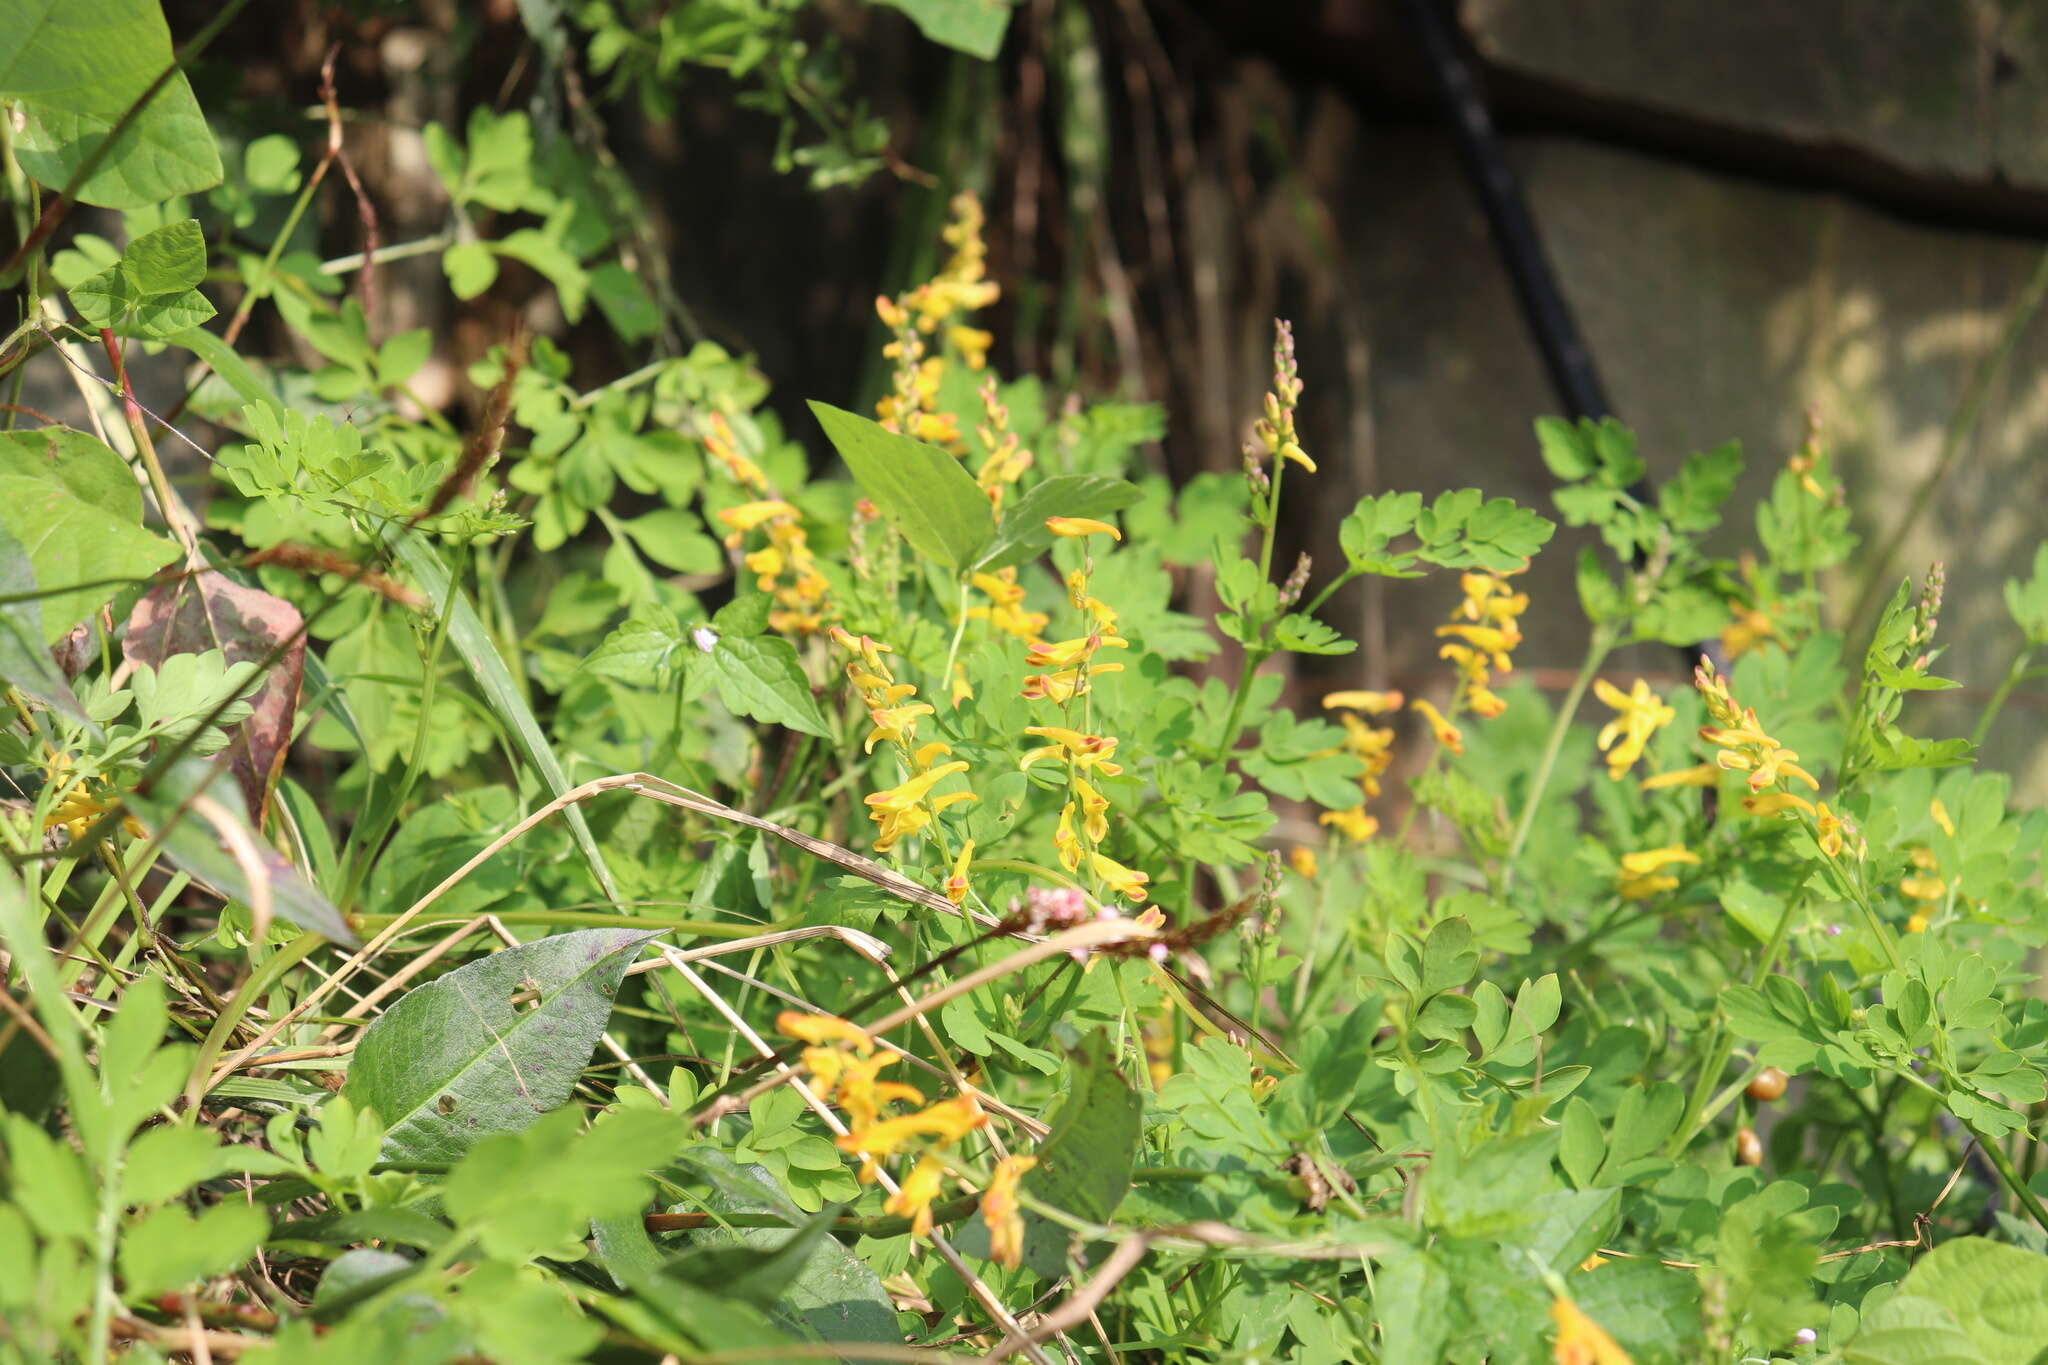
[343,928,661,1163]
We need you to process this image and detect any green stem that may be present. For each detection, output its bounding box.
[1667,892,1803,1156]
[1972,646,2034,747]
[1502,625,1615,887]
[1980,1134,2048,1233]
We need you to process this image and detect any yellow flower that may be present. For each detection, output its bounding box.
[886,1154,947,1238]
[1289,846,1319,879]
[1045,516,1120,539]
[1616,845,1699,900]
[1907,910,1931,933]
[1025,633,1128,669]
[1323,689,1404,715]
[1578,1253,1609,1272]
[865,702,937,754]
[1319,805,1379,842]
[982,1154,1038,1269]
[1018,726,1124,775]
[1930,797,1955,838]
[716,499,800,537]
[1551,1293,1634,1365]
[864,761,975,852]
[1054,802,1082,873]
[777,1011,873,1054]
[1593,678,1676,780]
[1815,803,1846,858]
[1639,764,1717,791]
[1411,698,1464,755]
[835,1096,988,1158]
[1741,792,1815,818]
[1720,606,1776,660]
[1277,441,1315,472]
[1088,851,1150,903]
[948,325,993,371]
[967,568,1050,641]
[703,413,770,493]
[950,665,973,707]
[945,840,974,906]
[1900,874,1946,902]
[1073,777,1111,843]
[1022,663,1121,703]
[1693,658,1818,794]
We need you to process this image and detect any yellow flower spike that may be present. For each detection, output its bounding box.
[1742,792,1815,818]
[1930,798,1955,838]
[833,1052,912,1130]
[1320,806,1379,842]
[945,840,975,907]
[835,1096,988,1158]
[1411,698,1465,755]
[983,1155,1039,1270]
[1593,678,1676,781]
[1045,516,1121,539]
[1639,764,1718,791]
[1089,851,1151,903]
[1909,846,1938,870]
[885,1154,947,1238]
[1551,1293,1635,1365]
[1074,777,1111,844]
[1467,684,1508,719]
[1322,689,1405,715]
[1054,802,1082,873]
[777,1011,874,1055]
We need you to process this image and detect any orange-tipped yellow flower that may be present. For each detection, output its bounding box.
[1018,726,1123,775]
[886,1154,948,1238]
[1551,1293,1634,1365]
[1815,803,1847,858]
[982,1154,1038,1269]
[1411,697,1465,755]
[835,1096,988,1158]
[1088,851,1150,903]
[1074,778,1111,844]
[1741,791,1815,818]
[1930,797,1955,838]
[945,840,975,907]
[1289,846,1319,879]
[864,761,975,852]
[864,702,937,754]
[1045,516,1121,539]
[1022,663,1121,702]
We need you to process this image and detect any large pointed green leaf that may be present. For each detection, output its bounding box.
[0,427,177,641]
[0,520,90,724]
[807,401,991,570]
[343,928,659,1162]
[972,473,1143,571]
[0,0,223,209]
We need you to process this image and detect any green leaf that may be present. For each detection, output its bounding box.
[1338,491,1423,576]
[1868,728,1975,772]
[0,427,177,641]
[973,473,1143,571]
[707,635,831,738]
[343,928,660,1162]
[1658,440,1743,533]
[120,1203,267,1300]
[1558,1097,1604,1189]
[807,401,991,570]
[0,0,223,209]
[1849,1236,2048,1361]
[394,534,622,904]
[1534,416,1597,480]
[959,1028,1141,1277]
[0,519,90,723]
[442,241,499,299]
[870,0,1014,58]
[443,1104,681,1262]
[1571,1258,1702,1365]
[621,509,722,574]
[1273,612,1355,656]
[584,601,688,683]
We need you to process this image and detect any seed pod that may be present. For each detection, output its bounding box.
[1736,1126,1763,1167]
[1746,1067,1789,1103]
